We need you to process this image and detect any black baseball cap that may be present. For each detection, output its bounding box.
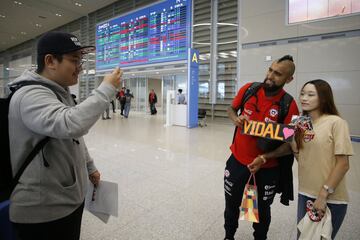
[37,31,95,55]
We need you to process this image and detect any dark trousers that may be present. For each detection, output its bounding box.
[224,154,279,240]
[110,100,115,113]
[12,202,84,240]
[150,103,157,114]
[120,101,125,115]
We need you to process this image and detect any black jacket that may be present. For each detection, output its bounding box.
[276,154,294,206]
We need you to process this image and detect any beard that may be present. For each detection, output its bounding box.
[262,78,284,94]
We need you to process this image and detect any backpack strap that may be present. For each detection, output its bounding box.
[240,82,262,113]
[10,80,62,102]
[232,82,262,143]
[10,137,50,192]
[277,92,293,124]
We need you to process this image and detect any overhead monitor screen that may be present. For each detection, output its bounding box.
[288,0,360,24]
[96,0,192,72]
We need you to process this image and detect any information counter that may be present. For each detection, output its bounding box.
[170,104,187,127]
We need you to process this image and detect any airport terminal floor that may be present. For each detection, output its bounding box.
[80,111,360,240]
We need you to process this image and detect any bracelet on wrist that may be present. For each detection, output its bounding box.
[259,155,267,164]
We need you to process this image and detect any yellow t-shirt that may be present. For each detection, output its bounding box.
[298,114,354,203]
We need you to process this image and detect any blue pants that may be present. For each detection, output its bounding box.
[297,194,347,239]
[124,103,131,118]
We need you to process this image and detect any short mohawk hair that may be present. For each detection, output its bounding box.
[278,55,294,63]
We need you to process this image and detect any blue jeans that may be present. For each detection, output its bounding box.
[297,194,347,239]
[124,103,131,118]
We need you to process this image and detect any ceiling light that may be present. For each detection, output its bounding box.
[0,14,5,18]
[20,31,26,35]
[75,2,82,7]
[55,13,62,17]
[14,1,23,5]
[35,23,42,27]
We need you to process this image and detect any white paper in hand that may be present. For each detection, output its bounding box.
[85,180,118,219]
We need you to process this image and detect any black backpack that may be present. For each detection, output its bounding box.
[0,81,61,202]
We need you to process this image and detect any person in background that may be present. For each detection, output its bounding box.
[110,99,115,113]
[176,89,186,104]
[224,55,298,240]
[117,87,126,116]
[102,105,111,120]
[149,89,157,115]
[8,31,122,240]
[123,89,134,118]
[248,79,353,239]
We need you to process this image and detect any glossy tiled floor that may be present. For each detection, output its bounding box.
[80,111,360,240]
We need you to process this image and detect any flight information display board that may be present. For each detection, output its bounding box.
[96,0,191,72]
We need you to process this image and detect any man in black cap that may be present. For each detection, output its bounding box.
[7,31,123,240]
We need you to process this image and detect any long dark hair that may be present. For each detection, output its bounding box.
[301,79,339,116]
[296,79,339,149]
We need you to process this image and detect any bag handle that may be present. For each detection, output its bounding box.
[246,173,257,187]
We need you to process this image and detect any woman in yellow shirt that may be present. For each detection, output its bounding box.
[248,79,353,239]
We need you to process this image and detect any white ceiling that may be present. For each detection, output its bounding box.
[0,0,119,52]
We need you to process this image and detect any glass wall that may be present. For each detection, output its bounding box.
[216,0,237,117]
[193,0,211,109]
[124,77,148,112]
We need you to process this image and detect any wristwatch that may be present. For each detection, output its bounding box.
[323,184,334,194]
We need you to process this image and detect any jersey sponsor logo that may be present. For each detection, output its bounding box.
[269,108,278,117]
[225,179,233,187]
[224,170,230,177]
[264,184,276,190]
[264,117,276,123]
[224,178,233,196]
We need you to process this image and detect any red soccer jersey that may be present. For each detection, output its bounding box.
[230,82,299,168]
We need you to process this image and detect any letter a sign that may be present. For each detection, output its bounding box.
[192,52,198,63]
